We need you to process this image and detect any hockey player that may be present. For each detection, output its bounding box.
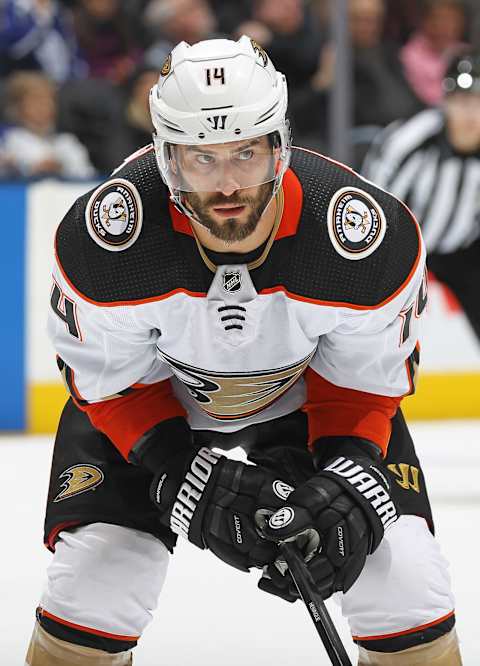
[26,36,462,665]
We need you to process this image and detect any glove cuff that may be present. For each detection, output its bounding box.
[128,417,193,472]
[320,454,398,552]
[312,436,382,470]
[169,446,226,547]
[128,418,227,547]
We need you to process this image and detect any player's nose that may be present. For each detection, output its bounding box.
[217,182,240,197]
[215,164,242,196]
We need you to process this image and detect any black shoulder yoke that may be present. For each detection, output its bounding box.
[55,148,207,303]
[276,147,422,307]
[55,146,421,307]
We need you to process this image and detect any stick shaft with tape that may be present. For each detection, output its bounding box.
[280,542,353,666]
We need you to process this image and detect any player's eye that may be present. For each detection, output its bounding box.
[235,149,254,161]
[196,153,215,165]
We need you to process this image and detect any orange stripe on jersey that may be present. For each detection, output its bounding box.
[294,145,358,177]
[80,380,187,460]
[352,610,455,641]
[259,281,418,311]
[39,609,140,641]
[302,368,402,456]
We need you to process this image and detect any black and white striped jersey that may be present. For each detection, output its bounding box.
[363,109,480,255]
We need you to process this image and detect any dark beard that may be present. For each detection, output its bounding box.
[182,181,274,243]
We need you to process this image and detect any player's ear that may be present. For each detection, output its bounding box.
[167,144,179,174]
[270,132,281,158]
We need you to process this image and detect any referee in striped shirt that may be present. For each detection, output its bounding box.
[363,50,480,341]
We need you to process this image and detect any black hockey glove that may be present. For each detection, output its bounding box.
[129,418,294,572]
[259,437,398,601]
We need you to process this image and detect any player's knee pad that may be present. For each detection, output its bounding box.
[357,629,462,665]
[26,621,133,665]
[38,523,169,653]
[338,516,455,651]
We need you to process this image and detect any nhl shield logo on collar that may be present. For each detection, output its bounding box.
[223,270,242,293]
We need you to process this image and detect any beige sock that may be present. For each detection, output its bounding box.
[358,629,462,665]
[25,621,133,665]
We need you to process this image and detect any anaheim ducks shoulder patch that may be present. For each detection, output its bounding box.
[327,186,386,260]
[85,178,143,251]
[53,464,104,502]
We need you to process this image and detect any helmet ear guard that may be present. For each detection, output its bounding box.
[149,35,291,224]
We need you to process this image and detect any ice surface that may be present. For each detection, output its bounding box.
[1,421,478,665]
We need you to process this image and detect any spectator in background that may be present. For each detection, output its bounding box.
[290,0,422,157]
[363,50,480,342]
[235,0,323,92]
[465,0,480,44]
[346,0,423,127]
[0,0,85,83]
[0,71,95,178]
[142,0,218,66]
[384,0,422,44]
[55,74,124,172]
[73,0,143,84]
[207,0,252,35]
[116,64,159,158]
[400,0,469,106]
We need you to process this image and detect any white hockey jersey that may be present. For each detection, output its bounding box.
[48,146,426,459]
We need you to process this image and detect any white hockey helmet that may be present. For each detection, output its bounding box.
[149,35,290,217]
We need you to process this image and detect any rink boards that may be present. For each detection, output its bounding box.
[1,179,479,432]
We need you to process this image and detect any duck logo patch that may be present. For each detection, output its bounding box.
[85,178,143,251]
[53,464,104,502]
[327,187,386,260]
[157,349,315,420]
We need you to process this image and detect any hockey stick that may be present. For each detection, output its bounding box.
[280,542,353,666]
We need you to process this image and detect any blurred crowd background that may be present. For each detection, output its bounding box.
[0,0,479,179]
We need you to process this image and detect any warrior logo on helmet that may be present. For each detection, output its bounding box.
[327,187,386,260]
[85,179,143,251]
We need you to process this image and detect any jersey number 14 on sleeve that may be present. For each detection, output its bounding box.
[50,281,82,340]
[400,269,428,345]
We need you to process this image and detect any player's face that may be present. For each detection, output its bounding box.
[173,136,278,242]
[445,93,480,153]
[182,181,274,242]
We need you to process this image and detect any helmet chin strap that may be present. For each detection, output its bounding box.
[175,193,208,229]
